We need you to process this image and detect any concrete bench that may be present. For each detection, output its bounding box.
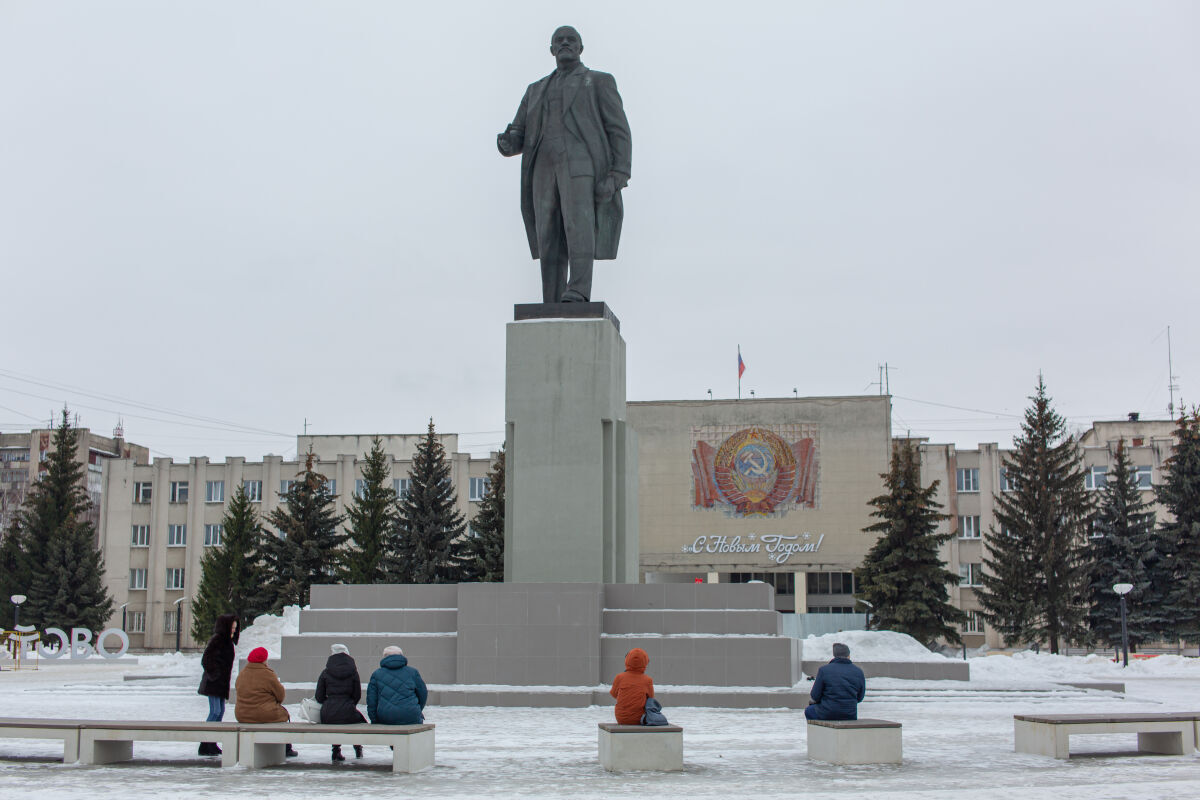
[597,723,683,772]
[78,721,240,767]
[806,718,902,764]
[0,718,84,763]
[238,722,435,773]
[1014,713,1200,759]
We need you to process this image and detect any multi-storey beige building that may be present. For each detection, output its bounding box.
[0,426,149,532]
[919,415,1177,649]
[98,434,496,649]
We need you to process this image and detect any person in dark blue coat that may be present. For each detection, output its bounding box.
[804,642,866,721]
[367,646,428,725]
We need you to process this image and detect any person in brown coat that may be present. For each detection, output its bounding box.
[234,647,296,756]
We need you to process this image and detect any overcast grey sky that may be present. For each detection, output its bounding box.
[1,1,1197,461]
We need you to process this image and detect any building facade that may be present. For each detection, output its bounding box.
[919,416,1177,649]
[627,396,892,615]
[98,433,496,649]
[0,427,149,533]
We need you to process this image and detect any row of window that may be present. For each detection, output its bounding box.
[956,466,1153,494]
[133,476,490,504]
[130,524,223,547]
[129,568,185,590]
[123,611,183,634]
[0,469,27,483]
[0,449,30,462]
[729,572,796,595]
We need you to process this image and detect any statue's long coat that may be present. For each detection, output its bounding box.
[504,66,632,260]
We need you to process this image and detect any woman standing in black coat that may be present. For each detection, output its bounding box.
[197,613,239,756]
[316,643,366,761]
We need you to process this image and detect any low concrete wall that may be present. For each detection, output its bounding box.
[801,659,969,681]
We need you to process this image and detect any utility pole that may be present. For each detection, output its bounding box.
[1168,326,1179,419]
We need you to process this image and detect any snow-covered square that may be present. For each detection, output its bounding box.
[3,627,1199,799]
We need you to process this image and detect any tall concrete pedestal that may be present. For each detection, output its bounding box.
[505,303,638,583]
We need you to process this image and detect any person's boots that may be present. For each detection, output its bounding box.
[331,745,345,762]
[353,745,363,759]
[198,742,220,756]
[285,744,299,758]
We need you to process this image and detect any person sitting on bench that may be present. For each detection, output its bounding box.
[804,642,865,721]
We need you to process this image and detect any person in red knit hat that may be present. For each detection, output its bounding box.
[235,647,296,757]
[609,647,655,725]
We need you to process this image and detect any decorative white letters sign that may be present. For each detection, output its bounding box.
[681,532,825,564]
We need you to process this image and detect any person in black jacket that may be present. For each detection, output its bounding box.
[804,642,866,721]
[316,643,366,762]
[197,613,239,756]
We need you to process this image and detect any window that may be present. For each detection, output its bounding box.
[1085,466,1108,490]
[326,478,337,495]
[134,482,153,503]
[806,571,856,595]
[205,480,225,503]
[167,524,187,547]
[729,572,795,595]
[169,481,189,503]
[959,563,983,587]
[956,468,979,493]
[165,568,185,590]
[1001,524,1016,539]
[468,477,490,501]
[1133,466,1152,489]
[129,568,147,589]
[163,611,179,633]
[964,610,985,633]
[1088,520,1104,539]
[394,478,411,499]
[131,525,150,547]
[807,606,857,614]
[204,524,223,547]
[999,468,1014,492]
[128,611,146,633]
[957,515,981,539]
[280,479,295,498]
[355,479,367,499]
[243,480,262,502]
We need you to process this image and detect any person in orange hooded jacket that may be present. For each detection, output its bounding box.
[609,647,654,724]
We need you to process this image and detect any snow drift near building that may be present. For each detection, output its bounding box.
[235,605,300,659]
[801,630,952,663]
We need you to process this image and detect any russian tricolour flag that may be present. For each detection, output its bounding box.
[738,349,746,379]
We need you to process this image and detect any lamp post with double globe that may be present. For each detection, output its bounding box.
[1113,583,1134,667]
[10,594,25,630]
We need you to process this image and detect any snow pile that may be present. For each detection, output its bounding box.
[801,629,949,662]
[969,650,1200,682]
[236,606,301,659]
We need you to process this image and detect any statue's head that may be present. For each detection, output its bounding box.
[550,26,583,65]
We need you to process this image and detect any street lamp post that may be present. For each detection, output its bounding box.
[173,598,186,653]
[119,602,128,632]
[1113,583,1134,667]
[10,594,26,630]
[856,598,873,631]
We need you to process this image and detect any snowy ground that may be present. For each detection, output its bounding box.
[3,650,1200,799]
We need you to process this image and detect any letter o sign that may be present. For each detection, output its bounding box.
[95,628,130,659]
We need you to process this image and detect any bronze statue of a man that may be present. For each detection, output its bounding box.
[498,26,632,303]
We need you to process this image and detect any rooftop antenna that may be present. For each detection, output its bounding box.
[304,417,310,435]
[113,418,125,438]
[1168,326,1180,418]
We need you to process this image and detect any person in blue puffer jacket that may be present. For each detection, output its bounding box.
[804,642,866,720]
[367,646,428,725]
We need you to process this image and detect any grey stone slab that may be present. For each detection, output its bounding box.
[692,657,727,686]
[513,302,620,331]
[662,584,698,609]
[661,611,696,635]
[604,584,637,609]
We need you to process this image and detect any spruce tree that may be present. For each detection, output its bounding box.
[1085,439,1157,650]
[342,437,397,584]
[388,419,467,583]
[191,484,268,640]
[1155,409,1200,644]
[15,410,113,631]
[464,448,505,582]
[854,441,965,646]
[977,377,1093,653]
[261,449,347,610]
